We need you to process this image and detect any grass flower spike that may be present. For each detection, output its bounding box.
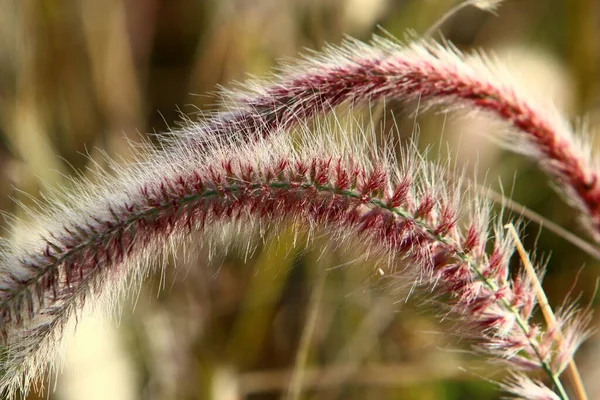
[0,119,590,398]
[182,35,600,242]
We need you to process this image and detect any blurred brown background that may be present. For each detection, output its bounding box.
[1,0,600,399]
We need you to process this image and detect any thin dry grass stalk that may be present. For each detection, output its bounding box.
[0,123,591,399]
[179,35,600,242]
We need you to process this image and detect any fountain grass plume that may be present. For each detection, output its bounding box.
[176,34,600,243]
[0,117,590,398]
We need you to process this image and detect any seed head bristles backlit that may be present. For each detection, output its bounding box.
[0,121,588,399]
[471,0,505,11]
[501,373,562,400]
[177,35,600,243]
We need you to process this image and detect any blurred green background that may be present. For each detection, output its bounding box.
[1,0,600,399]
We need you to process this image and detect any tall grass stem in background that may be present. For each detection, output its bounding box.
[506,224,588,400]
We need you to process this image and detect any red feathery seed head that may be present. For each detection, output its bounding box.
[0,126,590,398]
[179,35,600,243]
